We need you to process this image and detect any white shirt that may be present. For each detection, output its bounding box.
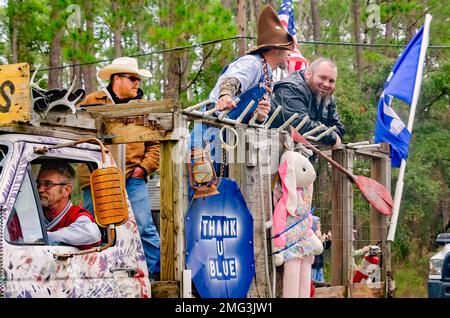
[208,54,272,102]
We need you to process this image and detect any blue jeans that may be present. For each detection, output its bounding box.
[311,267,324,283]
[82,177,161,275]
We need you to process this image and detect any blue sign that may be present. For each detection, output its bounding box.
[185,178,255,298]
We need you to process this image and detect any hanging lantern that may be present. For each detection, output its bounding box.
[188,147,220,199]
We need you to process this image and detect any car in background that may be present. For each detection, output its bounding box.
[428,233,450,298]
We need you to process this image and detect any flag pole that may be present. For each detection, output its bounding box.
[387,14,432,242]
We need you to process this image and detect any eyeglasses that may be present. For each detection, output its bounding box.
[36,180,69,189]
[118,74,142,83]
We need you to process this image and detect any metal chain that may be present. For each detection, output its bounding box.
[217,145,226,188]
[261,56,273,97]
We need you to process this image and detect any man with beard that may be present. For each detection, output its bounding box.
[270,58,345,149]
[37,161,101,249]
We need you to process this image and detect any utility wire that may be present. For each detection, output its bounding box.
[33,35,450,73]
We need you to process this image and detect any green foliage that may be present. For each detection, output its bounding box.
[0,0,448,297]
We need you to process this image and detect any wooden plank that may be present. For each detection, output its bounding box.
[101,115,174,143]
[371,155,391,297]
[351,282,385,298]
[314,286,347,298]
[354,148,390,159]
[82,99,177,114]
[174,114,187,287]
[43,110,98,130]
[160,140,176,282]
[343,149,354,296]
[150,281,180,298]
[0,63,30,125]
[248,128,273,298]
[0,124,97,140]
[228,127,246,191]
[331,149,354,289]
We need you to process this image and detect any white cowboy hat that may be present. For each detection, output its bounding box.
[97,57,152,81]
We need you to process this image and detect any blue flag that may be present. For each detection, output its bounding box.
[374,26,425,168]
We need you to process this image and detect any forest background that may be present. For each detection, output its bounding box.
[0,0,448,297]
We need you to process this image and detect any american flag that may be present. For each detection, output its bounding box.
[278,0,309,73]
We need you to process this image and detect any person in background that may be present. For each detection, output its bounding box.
[311,216,331,284]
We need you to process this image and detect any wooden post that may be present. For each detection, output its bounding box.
[246,128,270,298]
[229,127,246,192]
[159,114,186,292]
[331,149,354,294]
[108,144,126,175]
[371,147,391,297]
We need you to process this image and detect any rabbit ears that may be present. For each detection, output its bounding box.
[278,151,299,216]
[278,151,316,216]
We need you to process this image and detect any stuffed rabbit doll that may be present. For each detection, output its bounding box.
[272,150,323,298]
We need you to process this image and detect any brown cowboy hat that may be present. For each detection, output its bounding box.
[246,5,295,54]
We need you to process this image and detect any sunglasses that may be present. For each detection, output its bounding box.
[36,180,69,189]
[118,74,142,83]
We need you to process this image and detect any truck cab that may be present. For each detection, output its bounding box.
[0,133,151,297]
[428,233,450,298]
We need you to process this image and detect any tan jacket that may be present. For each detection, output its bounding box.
[77,89,159,188]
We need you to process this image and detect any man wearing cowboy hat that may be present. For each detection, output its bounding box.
[209,4,294,122]
[190,5,294,181]
[78,57,161,280]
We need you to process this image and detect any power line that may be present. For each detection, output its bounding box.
[33,35,450,73]
[297,39,450,49]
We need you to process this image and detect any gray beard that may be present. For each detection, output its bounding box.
[40,197,51,207]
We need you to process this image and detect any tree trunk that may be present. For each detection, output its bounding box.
[351,0,363,83]
[161,0,180,100]
[221,0,232,8]
[297,0,303,40]
[48,31,64,89]
[236,0,247,56]
[385,0,393,41]
[47,6,64,89]
[82,1,97,93]
[11,19,18,64]
[310,0,321,41]
[253,0,260,21]
[112,1,123,57]
[249,0,255,38]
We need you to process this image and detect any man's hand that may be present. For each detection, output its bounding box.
[331,134,342,150]
[216,94,237,111]
[255,99,271,122]
[131,166,147,179]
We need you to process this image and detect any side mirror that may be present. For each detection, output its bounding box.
[91,167,128,227]
[435,233,450,246]
[54,137,128,260]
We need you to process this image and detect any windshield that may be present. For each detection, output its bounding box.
[0,144,8,179]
